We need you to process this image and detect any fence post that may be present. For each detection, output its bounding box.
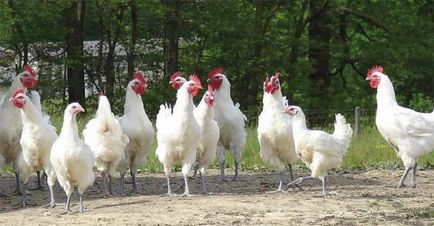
[354,106,361,136]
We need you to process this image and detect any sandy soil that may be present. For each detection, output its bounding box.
[0,169,433,225]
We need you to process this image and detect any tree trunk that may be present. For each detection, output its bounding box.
[246,0,266,109]
[65,0,86,107]
[104,3,125,99]
[96,0,105,94]
[162,0,181,77]
[308,0,331,87]
[127,0,138,77]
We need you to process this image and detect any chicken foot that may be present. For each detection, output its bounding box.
[398,162,418,188]
[287,164,303,191]
[180,174,191,196]
[166,176,174,196]
[128,172,140,195]
[397,166,412,188]
[286,176,313,190]
[41,185,62,208]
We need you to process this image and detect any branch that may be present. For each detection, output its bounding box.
[303,0,330,28]
[261,0,284,36]
[355,23,375,42]
[342,7,389,33]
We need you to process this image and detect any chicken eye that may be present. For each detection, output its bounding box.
[71,105,77,109]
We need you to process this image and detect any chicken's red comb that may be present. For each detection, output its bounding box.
[271,73,280,81]
[208,66,223,79]
[189,74,202,87]
[133,72,146,84]
[367,65,384,78]
[23,65,36,77]
[12,88,25,98]
[170,71,182,81]
[263,76,270,86]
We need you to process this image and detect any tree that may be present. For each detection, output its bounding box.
[162,0,182,77]
[64,0,86,106]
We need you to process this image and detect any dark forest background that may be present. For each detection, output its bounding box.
[0,0,433,124]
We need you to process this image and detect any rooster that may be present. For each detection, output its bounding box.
[193,85,220,193]
[257,74,298,192]
[50,103,95,213]
[284,106,352,196]
[83,95,128,197]
[366,65,434,188]
[156,74,202,196]
[0,65,38,194]
[208,67,247,181]
[9,89,58,207]
[118,72,154,194]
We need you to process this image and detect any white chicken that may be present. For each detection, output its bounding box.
[366,65,434,188]
[83,95,128,197]
[257,73,298,192]
[118,72,154,194]
[50,103,95,213]
[284,106,352,196]
[9,89,57,207]
[208,67,247,181]
[156,73,202,196]
[27,90,54,189]
[0,65,38,194]
[27,90,53,126]
[193,85,220,193]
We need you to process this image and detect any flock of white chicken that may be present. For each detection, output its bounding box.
[0,65,433,214]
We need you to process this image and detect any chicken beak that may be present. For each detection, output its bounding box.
[8,97,14,102]
[365,76,370,80]
[78,106,85,112]
[169,81,173,84]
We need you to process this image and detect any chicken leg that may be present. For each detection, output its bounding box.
[20,182,28,207]
[410,162,417,188]
[41,184,63,209]
[398,167,412,188]
[108,175,114,195]
[30,171,45,190]
[199,171,207,194]
[321,176,329,197]
[219,159,229,182]
[119,173,125,195]
[129,172,138,195]
[166,176,173,196]
[64,193,72,214]
[192,162,200,178]
[272,170,286,193]
[286,176,313,190]
[14,173,22,195]
[181,174,190,196]
[101,172,110,198]
[287,164,302,191]
[79,193,85,213]
[232,160,240,181]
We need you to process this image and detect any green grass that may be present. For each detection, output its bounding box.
[4,113,432,174]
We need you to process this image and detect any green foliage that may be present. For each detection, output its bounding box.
[409,93,433,112]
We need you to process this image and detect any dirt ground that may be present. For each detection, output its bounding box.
[0,168,433,225]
